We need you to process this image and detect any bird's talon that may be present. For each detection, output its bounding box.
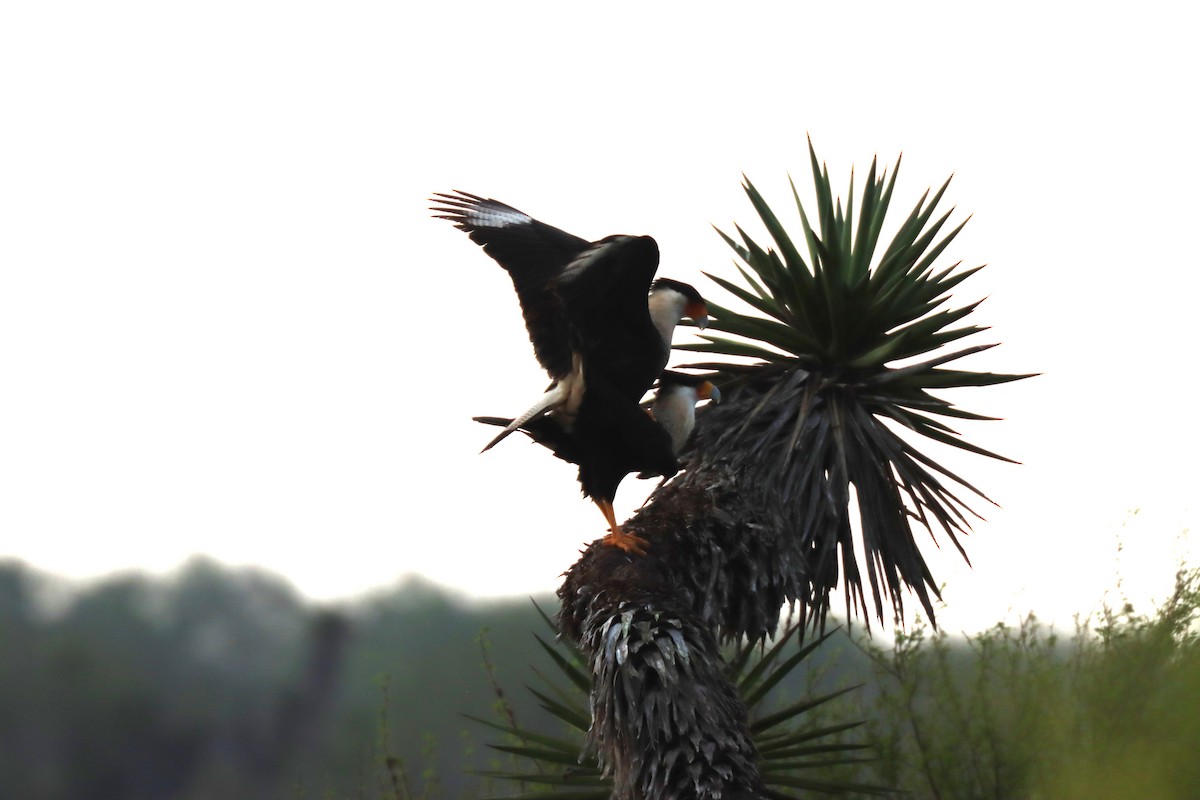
[602,529,649,556]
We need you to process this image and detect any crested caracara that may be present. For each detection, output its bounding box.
[474,371,720,554]
[431,191,708,450]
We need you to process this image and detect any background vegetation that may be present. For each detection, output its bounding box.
[2,555,1197,799]
[851,566,1200,799]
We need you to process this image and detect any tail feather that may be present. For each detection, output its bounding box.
[476,383,569,453]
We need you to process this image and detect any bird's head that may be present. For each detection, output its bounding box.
[696,379,720,404]
[653,371,721,454]
[650,278,709,330]
[656,370,721,404]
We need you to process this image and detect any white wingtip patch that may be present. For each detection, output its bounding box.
[468,206,531,229]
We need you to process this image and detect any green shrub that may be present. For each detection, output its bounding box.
[850,568,1200,800]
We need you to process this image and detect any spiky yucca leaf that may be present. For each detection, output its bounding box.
[680,140,1033,628]
[471,607,887,798]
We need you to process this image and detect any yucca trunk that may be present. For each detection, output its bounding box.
[558,391,819,799]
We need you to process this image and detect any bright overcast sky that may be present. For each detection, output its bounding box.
[2,3,1196,633]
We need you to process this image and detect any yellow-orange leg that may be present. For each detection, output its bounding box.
[596,498,648,555]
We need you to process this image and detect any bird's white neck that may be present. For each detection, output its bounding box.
[653,387,697,455]
[647,288,688,347]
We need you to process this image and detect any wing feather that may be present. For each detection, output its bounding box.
[557,235,665,400]
[431,190,588,378]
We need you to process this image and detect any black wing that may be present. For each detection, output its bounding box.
[432,190,589,379]
[557,235,665,401]
[556,234,659,317]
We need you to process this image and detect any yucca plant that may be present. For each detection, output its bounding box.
[676,139,1033,628]
[547,144,1030,797]
[467,604,889,798]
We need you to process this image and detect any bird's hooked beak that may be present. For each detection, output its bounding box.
[686,301,709,330]
[699,381,721,404]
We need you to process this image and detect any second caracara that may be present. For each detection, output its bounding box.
[475,372,720,554]
[430,191,708,450]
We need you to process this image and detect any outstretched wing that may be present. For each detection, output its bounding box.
[432,190,589,379]
[556,234,659,318]
[556,234,664,400]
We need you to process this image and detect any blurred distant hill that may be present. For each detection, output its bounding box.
[0,557,557,799]
[0,557,874,799]
[14,556,1193,800]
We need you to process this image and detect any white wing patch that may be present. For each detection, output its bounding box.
[466,204,531,229]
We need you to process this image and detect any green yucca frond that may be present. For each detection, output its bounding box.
[470,606,887,798]
[681,140,1033,628]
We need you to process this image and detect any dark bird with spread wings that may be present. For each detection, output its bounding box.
[430,191,708,448]
[431,190,710,552]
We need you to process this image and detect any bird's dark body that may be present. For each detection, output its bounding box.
[554,235,668,401]
[435,190,710,553]
[475,369,679,503]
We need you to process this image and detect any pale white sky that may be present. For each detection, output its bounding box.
[1,3,1195,633]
